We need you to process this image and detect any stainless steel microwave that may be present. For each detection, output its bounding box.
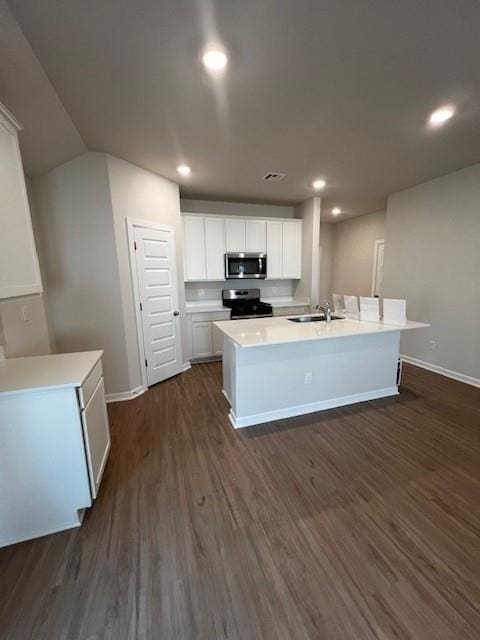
[225,253,267,279]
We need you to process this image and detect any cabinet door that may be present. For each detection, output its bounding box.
[205,217,225,280]
[81,377,111,499]
[212,323,224,356]
[225,218,246,252]
[0,107,42,299]
[183,216,206,280]
[192,322,212,358]
[282,221,302,279]
[245,219,266,252]
[266,221,283,278]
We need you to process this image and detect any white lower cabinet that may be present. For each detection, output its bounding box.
[188,311,230,360]
[0,352,110,548]
[80,377,111,499]
[212,324,224,355]
[192,321,214,359]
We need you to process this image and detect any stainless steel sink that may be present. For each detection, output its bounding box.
[288,315,343,323]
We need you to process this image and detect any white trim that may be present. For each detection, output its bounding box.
[0,101,22,132]
[400,354,480,388]
[126,217,184,390]
[229,386,399,429]
[371,238,385,297]
[181,211,302,224]
[105,385,147,403]
[182,362,191,372]
[222,388,232,404]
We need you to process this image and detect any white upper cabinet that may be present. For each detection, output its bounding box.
[245,219,266,252]
[204,216,225,280]
[282,221,302,279]
[182,214,302,281]
[0,104,42,299]
[225,218,246,252]
[183,215,206,280]
[266,221,283,279]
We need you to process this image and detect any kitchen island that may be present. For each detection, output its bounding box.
[214,315,428,428]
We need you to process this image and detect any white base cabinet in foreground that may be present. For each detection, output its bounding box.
[0,351,110,547]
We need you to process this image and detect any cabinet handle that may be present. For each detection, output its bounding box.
[173,311,180,316]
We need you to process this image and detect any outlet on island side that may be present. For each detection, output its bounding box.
[304,372,312,385]
[428,339,437,351]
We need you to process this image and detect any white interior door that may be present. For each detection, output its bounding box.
[134,225,182,386]
[372,239,385,297]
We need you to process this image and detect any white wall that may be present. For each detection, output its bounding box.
[383,164,480,381]
[0,177,53,357]
[0,295,51,357]
[106,154,186,390]
[330,211,385,296]
[294,197,321,307]
[181,198,295,218]
[32,152,130,394]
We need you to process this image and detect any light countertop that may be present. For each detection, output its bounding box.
[185,297,310,314]
[0,350,103,397]
[214,315,428,348]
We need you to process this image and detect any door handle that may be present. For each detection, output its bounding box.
[173,311,180,316]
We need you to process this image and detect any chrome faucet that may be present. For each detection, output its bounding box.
[316,301,332,322]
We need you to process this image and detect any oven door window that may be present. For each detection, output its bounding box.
[227,256,266,278]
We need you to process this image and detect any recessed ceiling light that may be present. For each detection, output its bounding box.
[176,164,191,177]
[312,179,326,190]
[428,105,455,127]
[332,207,342,215]
[202,47,228,71]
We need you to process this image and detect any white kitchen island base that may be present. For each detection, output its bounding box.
[216,316,428,429]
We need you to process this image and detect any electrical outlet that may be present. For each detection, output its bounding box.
[304,372,312,385]
[21,305,31,322]
[428,339,437,350]
[198,289,205,298]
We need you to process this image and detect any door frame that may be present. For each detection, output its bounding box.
[371,239,385,297]
[126,217,183,390]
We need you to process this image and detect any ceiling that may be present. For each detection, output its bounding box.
[5,0,480,220]
[0,0,85,175]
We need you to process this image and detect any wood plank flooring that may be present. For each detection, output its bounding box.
[1,363,480,639]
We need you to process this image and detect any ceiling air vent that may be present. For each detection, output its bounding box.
[262,172,286,183]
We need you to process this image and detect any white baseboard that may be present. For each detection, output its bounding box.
[105,385,147,403]
[182,362,192,372]
[400,354,480,389]
[0,518,82,549]
[229,386,399,429]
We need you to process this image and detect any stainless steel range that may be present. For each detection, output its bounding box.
[222,288,273,320]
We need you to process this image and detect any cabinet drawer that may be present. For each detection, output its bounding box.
[190,311,230,323]
[78,358,103,409]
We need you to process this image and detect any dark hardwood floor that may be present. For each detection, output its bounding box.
[1,363,480,639]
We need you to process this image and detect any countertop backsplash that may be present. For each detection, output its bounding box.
[185,280,295,301]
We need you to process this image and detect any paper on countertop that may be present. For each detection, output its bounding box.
[332,293,344,313]
[383,298,407,325]
[344,295,359,316]
[359,297,380,322]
